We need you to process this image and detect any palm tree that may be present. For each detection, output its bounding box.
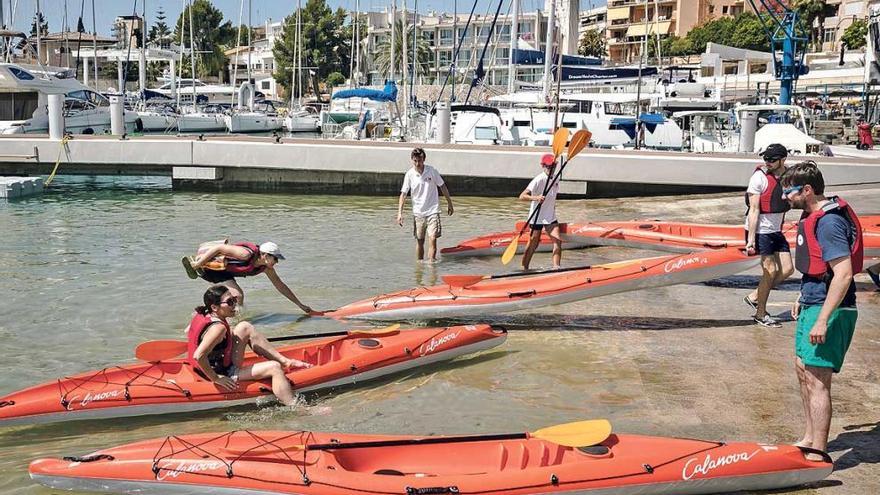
[372,19,433,80]
[793,0,826,51]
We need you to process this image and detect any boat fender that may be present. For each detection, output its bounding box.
[405,486,460,494]
[551,474,559,485]
[63,454,114,463]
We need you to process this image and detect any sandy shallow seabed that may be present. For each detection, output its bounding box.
[0,177,876,494]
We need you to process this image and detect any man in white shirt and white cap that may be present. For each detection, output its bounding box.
[396,147,455,261]
[184,240,319,314]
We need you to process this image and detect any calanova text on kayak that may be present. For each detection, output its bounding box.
[682,449,761,480]
[664,255,709,273]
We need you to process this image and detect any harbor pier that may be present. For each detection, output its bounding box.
[0,135,878,197]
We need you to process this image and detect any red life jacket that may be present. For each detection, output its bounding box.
[186,313,233,373]
[795,197,864,277]
[744,166,790,214]
[223,242,266,277]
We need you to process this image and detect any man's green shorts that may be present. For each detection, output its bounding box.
[796,304,857,373]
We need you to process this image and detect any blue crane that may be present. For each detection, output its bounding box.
[745,0,809,105]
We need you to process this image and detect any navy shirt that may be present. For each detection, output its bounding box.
[799,212,857,307]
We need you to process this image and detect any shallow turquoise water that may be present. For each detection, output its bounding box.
[1,176,878,494]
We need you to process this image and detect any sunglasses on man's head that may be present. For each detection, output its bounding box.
[782,185,803,196]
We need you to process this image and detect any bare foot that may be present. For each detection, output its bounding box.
[804,452,828,462]
[282,358,312,371]
[793,439,813,449]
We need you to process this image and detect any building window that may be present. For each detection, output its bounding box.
[823,27,836,44]
[439,50,452,66]
[261,81,271,90]
[422,30,435,46]
[457,49,472,65]
[439,28,453,46]
[495,47,509,65]
[456,26,470,42]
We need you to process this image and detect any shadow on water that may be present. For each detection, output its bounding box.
[699,275,802,291]
[827,421,880,471]
[422,314,756,332]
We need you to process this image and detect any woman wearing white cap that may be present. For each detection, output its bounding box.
[184,241,319,314]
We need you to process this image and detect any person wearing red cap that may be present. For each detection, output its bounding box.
[518,153,563,271]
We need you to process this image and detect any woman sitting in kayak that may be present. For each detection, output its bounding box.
[187,285,311,406]
[184,241,319,314]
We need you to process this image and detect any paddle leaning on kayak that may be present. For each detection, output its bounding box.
[186,285,311,406]
[182,240,321,314]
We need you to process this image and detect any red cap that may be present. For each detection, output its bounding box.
[540,153,556,166]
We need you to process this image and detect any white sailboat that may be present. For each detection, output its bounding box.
[284,0,319,132]
[175,0,226,133]
[225,0,284,133]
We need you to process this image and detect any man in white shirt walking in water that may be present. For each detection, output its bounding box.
[519,153,563,271]
[397,148,455,261]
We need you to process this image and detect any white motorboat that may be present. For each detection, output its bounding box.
[224,100,285,133]
[0,63,138,135]
[284,106,319,132]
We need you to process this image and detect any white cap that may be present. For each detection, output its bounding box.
[259,241,285,260]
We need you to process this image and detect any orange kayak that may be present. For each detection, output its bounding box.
[0,325,506,426]
[443,216,880,258]
[441,223,592,257]
[29,425,832,495]
[327,248,759,320]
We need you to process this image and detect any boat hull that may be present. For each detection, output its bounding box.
[328,249,760,320]
[29,430,832,495]
[0,325,506,426]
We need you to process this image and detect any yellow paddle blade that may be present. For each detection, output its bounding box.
[500,232,523,265]
[566,129,592,160]
[135,340,187,362]
[552,128,570,158]
[348,324,401,336]
[531,419,612,447]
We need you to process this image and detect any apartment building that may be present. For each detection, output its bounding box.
[820,0,880,52]
[364,10,551,87]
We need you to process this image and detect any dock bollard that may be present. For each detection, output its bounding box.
[47,94,65,140]
[109,93,125,136]
[739,110,758,153]
[436,102,451,144]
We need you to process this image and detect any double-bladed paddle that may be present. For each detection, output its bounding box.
[134,324,402,362]
[221,419,613,456]
[500,129,592,265]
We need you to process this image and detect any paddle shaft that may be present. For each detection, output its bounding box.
[487,263,599,280]
[305,432,528,451]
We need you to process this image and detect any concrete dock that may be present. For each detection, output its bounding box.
[0,134,878,197]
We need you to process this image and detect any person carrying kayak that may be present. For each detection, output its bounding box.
[396,147,455,262]
[781,160,863,461]
[187,284,312,406]
[743,143,794,328]
[519,153,563,271]
[183,241,319,314]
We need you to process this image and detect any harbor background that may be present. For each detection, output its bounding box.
[1,176,878,494]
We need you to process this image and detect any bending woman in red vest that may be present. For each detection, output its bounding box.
[187,285,312,405]
[186,241,319,314]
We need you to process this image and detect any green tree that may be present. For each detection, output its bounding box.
[30,12,49,37]
[577,29,606,58]
[148,7,173,48]
[272,0,354,97]
[793,0,826,51]
[841,18,868,50]
[233,24,256,47]
[174,0,235,79]
[686,16,736,53]
[326,71,345,86]
[372,19,433,79]
[729,12,770,52]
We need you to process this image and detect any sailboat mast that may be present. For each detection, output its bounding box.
[390,0,396,81]
[247,0,252,110]
[297,0,303,104]
[541,0,555,100]
[507,0,519,93]
[189,0,196,112]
